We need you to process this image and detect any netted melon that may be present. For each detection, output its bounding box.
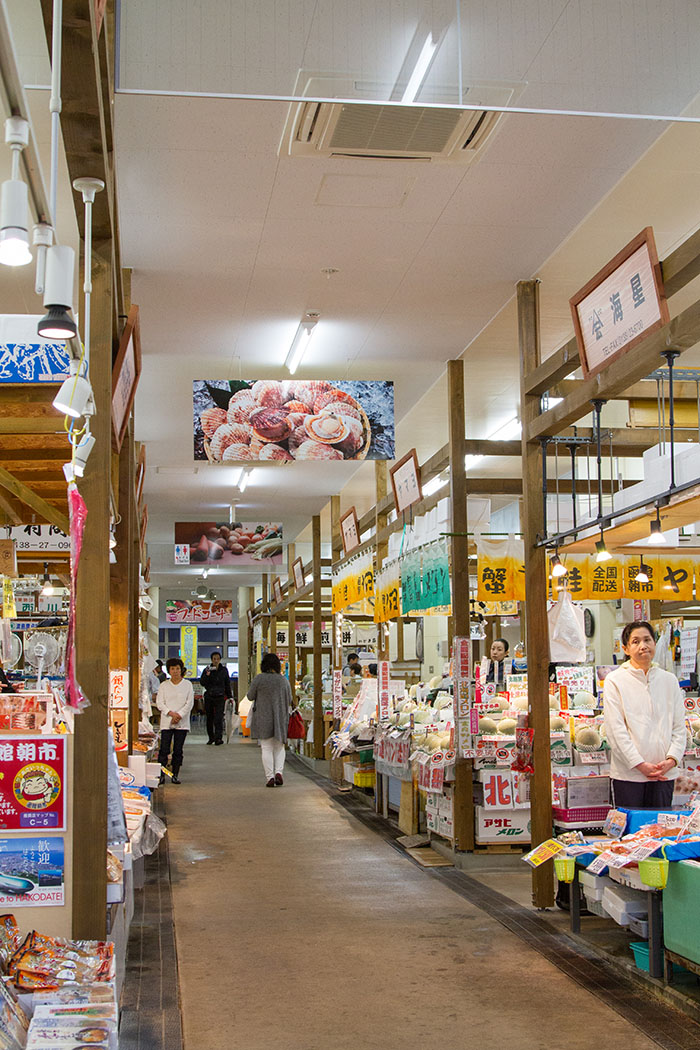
[478,717,499,735]
[497,717,517,736]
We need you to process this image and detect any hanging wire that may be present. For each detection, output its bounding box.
[608,429,615,514]
[657,377,663,450]
[586,442,592,520]
[554,440,560,534]
[661,374,667,450]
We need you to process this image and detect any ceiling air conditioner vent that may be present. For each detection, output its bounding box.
[285,100,501,162]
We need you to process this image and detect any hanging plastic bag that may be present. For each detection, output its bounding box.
[655,622,672,672]
[548,591,586,663]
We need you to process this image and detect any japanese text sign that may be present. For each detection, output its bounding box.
[570,228,669,380]
[0,736,65,830]
[390,449,422,513]
[332,669,343,721]
[109,669,129,709]
[378,660,390,721]
[180,626,198,677]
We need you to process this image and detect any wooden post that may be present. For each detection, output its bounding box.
[330,496,342,672]
[375,463,389,661]
[518,280,554,909]
[109,421,133,765]
[287,544,297,698]
[270,614,277,654]
[396,617,404,663]
[312,514,324,759]
[128,429,140,752]
[261,573,269,648]
[73,248,112,939]
[448,359,474,852]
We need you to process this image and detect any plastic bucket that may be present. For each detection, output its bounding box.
[554,856,576,883]
[638,857,669,889]
[241,715,250,738]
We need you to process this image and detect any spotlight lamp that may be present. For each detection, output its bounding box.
[550,552,567,578]
[636,555,650,585]
[40,562,53,596]
[0,117,32,268]
[648,508,667,546]
[595,531,611,563]
[72,431,96,476]
[38,244,77,340]
[53,359,93,418]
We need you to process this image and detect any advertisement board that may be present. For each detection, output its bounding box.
[174,521,283,566]
[0,836,64,906]
[193,379,395,461]
[0,737,65,830]
[165,600,233,624]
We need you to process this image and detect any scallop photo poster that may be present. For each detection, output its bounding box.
[193,379,395,462]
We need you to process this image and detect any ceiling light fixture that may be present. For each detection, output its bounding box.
[109,527,117,550]
[53,359,93,418]
[551,552,567,577]
[0,117,32,268]
[38,244,77,339]
[401,32,438,103]
[595,530,611,562]
[648,507,667,545]
[40,563,53,596]
[238,469,252,494]
[284,313,319,375]
[636,555,650,585]
[72,429,96,476]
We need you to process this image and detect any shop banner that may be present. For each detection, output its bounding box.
[180,626,198,677]
[509,537,526,602]
[332,552,374,615]
[0,315,69,383]
[657,555,695,601]
[420,539,451,613]
[476,536,525,603]
[588,557,624,600]
[374,560,400,623]
[0,835,64,906]
[109,669,129,709]
[166,600,233,624]
[378,661,390,721]
[2,579,15,619]
[174,521,283,567]
[400,549,422,616]
[332,670,343,721]
[194,379,395,462]
[0,737,65,830]
[1,524,70,553]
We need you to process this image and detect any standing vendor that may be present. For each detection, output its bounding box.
[604,620,686,808]
[480,638,512,687]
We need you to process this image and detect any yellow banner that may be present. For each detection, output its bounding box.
[2,577,16,619]
[656,555,695,602]
[476,537,511,601]
[509,537,526,601]
[588,558,624,600]
[374,561,400,623]
[180,625,198,677]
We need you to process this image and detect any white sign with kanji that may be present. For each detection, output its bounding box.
[109,669,129,709]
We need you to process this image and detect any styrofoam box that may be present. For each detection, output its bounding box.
[579,870,614,902]
[475,805,531,844]
[128,753,147,785]
[602,883,648,926]
[343,761,356,783]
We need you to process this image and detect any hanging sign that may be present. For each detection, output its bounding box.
[390,449,422,513]
[332,669,343,721]
[0,541,16,578]
[1,524,70,553]
[112,304,142,452]
[110,708,128,752]
[339,507,361,555]
[0,836,64,906]
[378,660,390,721]
[453,636,473,759]
[374,560,400,623]
[400,548,422,615]
[2,578,16,619]
[0,737,65,830]
[476,536,524,602]
[420,539,451,612]
[166,599,233,624]
[180,625,198,677]
[272,578,283,605]
[292,557,305,591]
[109,669,129,709]
[570,228,669,380]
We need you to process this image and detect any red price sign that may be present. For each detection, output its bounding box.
[0,736,65,830]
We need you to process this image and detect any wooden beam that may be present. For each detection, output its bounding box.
[528,298,700,440]
[0,468,69,533]
[447,359,474,853]
[0,418,65,435]
[518,281,554,909]
[554,379,700,403]
[661,225,700,298]
[312,515,323,760]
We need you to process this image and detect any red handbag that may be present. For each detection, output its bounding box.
[287,710,306,740]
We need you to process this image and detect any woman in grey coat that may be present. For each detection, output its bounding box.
[247,652,293,786]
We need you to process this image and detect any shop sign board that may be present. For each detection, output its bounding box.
[0,736,65,830]
[109,709,128,752]
[109,669,129,709]
[453,636,473,758]
[377,660,390,721]
[339,507,360,555]
[272,578,283,605]
[332,669,343,721]
[112,305,141,452]
[390,449,422,513]
[292,557,305,591]
[180,626,198,677]
[37,595,62,613]
[0,540,16,577]
[0,835,64,906]
[1,524,70,553]
[570,228,669,380]
[0,315,69,383]
[165,599,233,624]
[194,379,395,462]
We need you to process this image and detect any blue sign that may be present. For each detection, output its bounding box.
[0,314,70,383]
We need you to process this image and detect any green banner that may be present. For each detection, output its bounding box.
[180,625,198,677]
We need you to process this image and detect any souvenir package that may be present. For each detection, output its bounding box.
[9,933,114,991]
[0,919,21,973]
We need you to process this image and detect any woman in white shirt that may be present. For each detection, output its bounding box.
[604,621,686,809]
[156,658,195,785]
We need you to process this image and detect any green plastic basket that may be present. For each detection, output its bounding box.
[554,856,576,883]
[638,855,669,889]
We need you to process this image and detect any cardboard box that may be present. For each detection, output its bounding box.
[565,775,610,808]
[550,732,572,766]
[475,806,531,844]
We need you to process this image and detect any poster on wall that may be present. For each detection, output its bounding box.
[0,736,65,830]
[0,836,64,906]
[193,379,395,462]
[0,315,70,383]
[174,522,283,566]
[165,599,233,624]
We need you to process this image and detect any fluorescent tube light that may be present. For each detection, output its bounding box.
[285,316,318,374]
[401,33,437,103]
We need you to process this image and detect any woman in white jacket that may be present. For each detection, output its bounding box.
[156,658,194,785]
[604,621,686,809]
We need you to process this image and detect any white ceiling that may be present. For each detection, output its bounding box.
[6,2,700,599]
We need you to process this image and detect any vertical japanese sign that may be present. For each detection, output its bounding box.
[0,737,65,830]
[680,628,698,683]
[570,227,669,380]
[109,669,129,753]
[332,669,343,721]
[180,626,198,677]
[0,836,64,906]
[378,660,390,721]
[453,637,473,758]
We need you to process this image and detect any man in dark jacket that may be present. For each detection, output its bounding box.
[200,651,232,745]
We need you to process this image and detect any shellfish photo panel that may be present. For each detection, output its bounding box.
[193,379,395,462]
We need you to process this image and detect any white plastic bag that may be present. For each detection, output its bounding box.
[548,591,586,663]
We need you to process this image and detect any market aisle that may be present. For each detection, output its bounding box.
[162,737,663,1050]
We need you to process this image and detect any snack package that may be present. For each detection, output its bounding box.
[510,727,534,775]
[0,920,21,976]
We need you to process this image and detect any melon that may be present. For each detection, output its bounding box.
[575,726,601,748]
[550,716,567,732]
[573,690,597,709]
[478,717,499,735]
[497,718,517,736]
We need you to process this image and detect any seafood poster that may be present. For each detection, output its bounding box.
[193,379,395,462]
[0,736,66,831]
[174,522,283,567]
[0,836,64,906]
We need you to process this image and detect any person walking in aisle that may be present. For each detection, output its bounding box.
[157,658,194,785]
[604,620,686,809]
[200,651,232,745]
[247,652,292,787]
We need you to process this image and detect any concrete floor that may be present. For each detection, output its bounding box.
[161,736,663,1050]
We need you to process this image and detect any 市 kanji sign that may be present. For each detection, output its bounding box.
[570,228,669,380]
[0,737,66,831]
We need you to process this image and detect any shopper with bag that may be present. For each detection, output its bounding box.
[247,652,293,787]
[604,620,686,808]
[156,658,194,785]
